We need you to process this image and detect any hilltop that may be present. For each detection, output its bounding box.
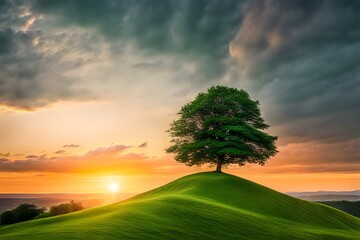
[0,172,359,239]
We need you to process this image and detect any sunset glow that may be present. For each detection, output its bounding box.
[0,0,359,195]
[108,183,119,193]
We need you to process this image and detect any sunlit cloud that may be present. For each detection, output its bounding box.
[55,150,66,154]
[20,15,36,32]
[0,144,182,175]
[0,141,358,176]
[63,144,81,148]
[138,142,148,148]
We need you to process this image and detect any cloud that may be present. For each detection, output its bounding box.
[1,0,359,174]
[55,150,65,154]
[226,139,360,174]
[236,162,360,175]
[0,0,248,110]
[272,139,360,166]
[0,158,10,163]
[34,174,46,177]
[138,142,148,148]
[12,153,24,157]
[30,0,246,89]
[0,144,128,173]
[25,0,360,144]
[0,1,106,110]
[82,145,129,158]
[0,141,359,174]
[63,144,81,148]
[0,144,186,174]
[229,0,360,143]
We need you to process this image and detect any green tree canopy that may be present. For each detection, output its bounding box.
[166,85,278,172]
[0,203,45,225]
[49,201,84,216]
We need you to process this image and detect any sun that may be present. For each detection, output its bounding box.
[108,182,119,193]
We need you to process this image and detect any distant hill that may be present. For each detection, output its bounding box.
[296,194,360,201]
[0,172,359,240]
[288,190,360,201]
[320,201,360,218]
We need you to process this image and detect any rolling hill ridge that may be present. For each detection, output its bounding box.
[0,172,359,239]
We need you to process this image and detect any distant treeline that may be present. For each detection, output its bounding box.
[0,201,84,225]
[320,201,360,218]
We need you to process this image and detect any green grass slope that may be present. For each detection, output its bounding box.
[0,172,359,239]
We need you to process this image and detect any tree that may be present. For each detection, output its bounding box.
[12,203,45,223]
[49,201,84,216]
[0,203,45,225]
[166,85,278,172]
[0,210,14,225]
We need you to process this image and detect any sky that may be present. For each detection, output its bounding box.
[0,0,359,194]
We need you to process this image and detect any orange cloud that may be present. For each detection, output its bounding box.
[1,140,359,177]
[0,144,190,175]
[1,143,359,193]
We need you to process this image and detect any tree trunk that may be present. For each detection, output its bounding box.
[215,160,222,172]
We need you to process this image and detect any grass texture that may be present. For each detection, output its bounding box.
[0,172,359,239]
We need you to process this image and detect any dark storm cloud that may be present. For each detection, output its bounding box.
[230,0,360,143]
[32,0,246,82]
[29,0,360,145]
[1,0,247,110]
[1,0,359,154]
[0,0,102,110]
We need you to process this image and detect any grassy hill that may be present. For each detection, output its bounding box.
[0,172,359,239]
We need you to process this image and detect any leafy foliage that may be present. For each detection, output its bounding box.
[0,210,14,225]
[167,85,278,171]
[0,201,84,225]
[0,203,45,225]
[48,201,84,216]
